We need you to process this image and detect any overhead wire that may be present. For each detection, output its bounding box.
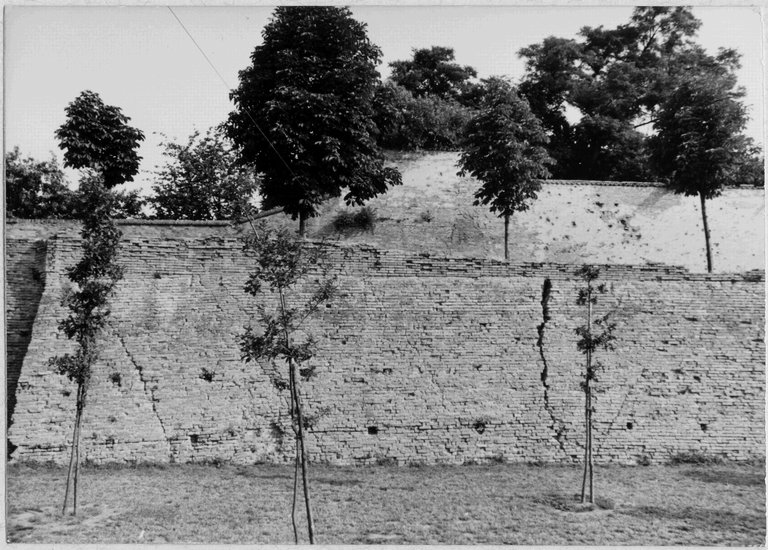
[167,6,295,178]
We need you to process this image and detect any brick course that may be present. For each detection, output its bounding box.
[7,228,765,465]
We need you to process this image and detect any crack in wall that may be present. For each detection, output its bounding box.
[113,327,172,459]
[536,278,569,457]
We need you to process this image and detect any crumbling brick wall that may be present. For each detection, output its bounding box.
[7,231,765,465]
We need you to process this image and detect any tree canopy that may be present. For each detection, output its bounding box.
[150,128,259,220]
[6,147,72,219]
[55,90,145,188]
[518,7,762,184]
[389,46,479,105]
[227,6,401,229]
[5,147,145,219]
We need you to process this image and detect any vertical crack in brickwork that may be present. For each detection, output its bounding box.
[113,328,172,458]
[536,278,568,457]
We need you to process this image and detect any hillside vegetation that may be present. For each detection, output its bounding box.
[267,152,764,273]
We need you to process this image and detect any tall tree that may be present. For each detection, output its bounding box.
[55,90,145,188]
[574,266,616,505]
[457,78,553,260]
[649,62,752,272]
[51,91,142,514]
[50,175,123,516]
[150,127,259,220]
[389,46,479,104]
[239,224,337,544]
[227,7,401,235]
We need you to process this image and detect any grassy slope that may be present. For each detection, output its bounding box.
[271,152,764,273]
[7,462,765,545]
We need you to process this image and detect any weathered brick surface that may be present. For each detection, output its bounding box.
[7,230,765,465]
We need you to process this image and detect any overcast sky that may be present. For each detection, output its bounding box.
[4,5,764,194]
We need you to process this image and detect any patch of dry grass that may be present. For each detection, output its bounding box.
[6,461,764,545]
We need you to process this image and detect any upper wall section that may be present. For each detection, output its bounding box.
[271,152,765,273]
[7,153,764,273]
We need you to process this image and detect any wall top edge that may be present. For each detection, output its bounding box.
[30,234,766,281]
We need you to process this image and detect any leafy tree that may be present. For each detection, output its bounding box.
[55,90,145,188]
[239,224,337,544]
[574,266,616,505]
[5,147,72,218]
[518,7,761,182]
[389,46,479,105]
[372,82,472,150]
[150,127,259,220]
[649,68,753,272]
[50,174,123,515]
[227,7,401,235]
[5,147,146,219]
[457,78,553,260]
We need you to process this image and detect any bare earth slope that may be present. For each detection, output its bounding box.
[282,152,764,273]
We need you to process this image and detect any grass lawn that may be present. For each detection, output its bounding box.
[6,461,765,545]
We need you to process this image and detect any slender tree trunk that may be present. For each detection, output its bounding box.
[588,387,594,504]
[289,365,299,544]
[292,440,300,544]
[699,192,713,273]
[503,214,510,261]
[299,212,307,238]
[63,384,85,516]
[62,398,78,515]
[290,359,315,544]
[581,380,589,503]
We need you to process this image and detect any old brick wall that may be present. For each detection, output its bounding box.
[7,231,765,465]
[5,238,48,432]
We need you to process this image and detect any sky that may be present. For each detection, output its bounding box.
[4,4,765,194]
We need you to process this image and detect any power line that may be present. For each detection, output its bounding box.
[167,6,296,177]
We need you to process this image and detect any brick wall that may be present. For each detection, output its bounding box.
[7,231,765,465]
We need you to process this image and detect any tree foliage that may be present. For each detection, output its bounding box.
[5,147,72,218]
[372,81,472,150]
[389,46,479,105]
[518,7,762,182]
[227,7,401,228]
[55,90,145,188]
[5,147,146,219]
[239,224,337,544]
[150,127,259,220]
[49,174,124,515]
[574,265,616,505]
[457,78,553,259]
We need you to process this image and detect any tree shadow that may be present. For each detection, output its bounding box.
[683,468,765,487]
[622,505,765,535]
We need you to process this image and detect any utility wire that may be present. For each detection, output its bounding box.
[167,6,296,178]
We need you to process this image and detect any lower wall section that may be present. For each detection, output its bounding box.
[8,236,766,465]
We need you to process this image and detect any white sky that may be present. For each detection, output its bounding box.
[4,5,765,194]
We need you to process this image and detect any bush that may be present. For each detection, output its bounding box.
[332,206,376,233]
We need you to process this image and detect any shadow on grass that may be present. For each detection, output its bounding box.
[621,505,765,535]
[533,492,615,512]
[683,469,765,487]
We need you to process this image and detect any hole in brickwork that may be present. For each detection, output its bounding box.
[693,375,701,382]
[200,368,215,382]
[108,415,117,423]
[190,434,200,444]
[109,372,122,387]
[153,271,162,279]
[473,420,487,434]
[62,389,71,397]
[626,422,633,430]
[700,423,708,432]
[367,426,379,435]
